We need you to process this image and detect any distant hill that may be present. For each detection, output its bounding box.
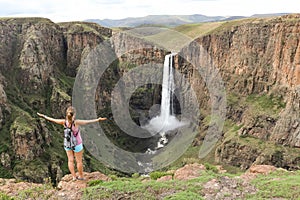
[85,13,291,28]
[85,14,226,27]
[250,13,291,18]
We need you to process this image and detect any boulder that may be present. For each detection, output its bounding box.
[56,171,110,199]
[156,175,173,182]
[248,164,277,174]
[174,163,205,180]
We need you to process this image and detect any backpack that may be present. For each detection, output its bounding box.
[64,121,78,150]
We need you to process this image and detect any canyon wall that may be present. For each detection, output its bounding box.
[179,14,300,169]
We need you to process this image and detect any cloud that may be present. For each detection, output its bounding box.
[0,0,299,22]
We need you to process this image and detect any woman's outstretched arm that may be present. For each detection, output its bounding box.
[75,117,107,126]
[37,112,65,125]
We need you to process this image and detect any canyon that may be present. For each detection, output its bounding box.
[0,14,299,184]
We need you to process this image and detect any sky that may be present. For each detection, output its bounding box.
[0,0,299,22]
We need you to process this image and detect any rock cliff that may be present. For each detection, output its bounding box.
[179,14,300,169]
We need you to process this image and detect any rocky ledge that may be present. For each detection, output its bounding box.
[0,164,286,200]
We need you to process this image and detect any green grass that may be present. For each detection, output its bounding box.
[227,92,242,107]
[164,191,204,200]
[248,170,300,199]
[83,171,217,199]
[245,94,286,116]
[0,17,53,24]
[56,71,75,90]
[58,21,110,38]
[82,169,300,199]
[2,165,300,199]
[15,182,54,200]
[0,192,14,200]
[0,165,14,179]
[149,171,173,180]
[221,119,300,170]
[173,21,225,39]
[207,18,256,35]
[119,61,137,70]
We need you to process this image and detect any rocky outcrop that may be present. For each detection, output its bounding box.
[0,178,48,197]
[271,87,300,147]
[196,15,300,94]
[173,163,206,180]
[56,171,110,199]
[0,171,110,199]
[248,164,277,174]
[0,18,66,95]
[203,176,257,200]
[18,20,65,94]
[58,22,112,76]
[0,153,11,169]
[0,73,10,130]
[10,111,50,160]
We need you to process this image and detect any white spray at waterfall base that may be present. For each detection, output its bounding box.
[142,53,187,152]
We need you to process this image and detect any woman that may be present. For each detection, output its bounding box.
[37,106,106,181]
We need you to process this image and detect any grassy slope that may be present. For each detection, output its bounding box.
[1,168,299,199]
[82,170,300,199]
[172,21,225,39]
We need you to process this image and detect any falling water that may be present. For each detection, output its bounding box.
[139,53,187,173]
[143,53,186,135]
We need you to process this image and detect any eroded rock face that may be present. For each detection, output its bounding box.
[10,114,47,160]
[59,22,112,76]
[271,87,300,147]
[0,19,65,95]
[0,74,10,130]
[179,14,300,169]
[0,153,11,169]
[215,141,261,170]
[18,23,65,93]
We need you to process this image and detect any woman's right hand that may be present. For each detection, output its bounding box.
[37,112,45,118]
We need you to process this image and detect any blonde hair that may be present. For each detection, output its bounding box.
[66,106,76,123]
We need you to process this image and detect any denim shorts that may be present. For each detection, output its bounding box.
[64,143,83,153]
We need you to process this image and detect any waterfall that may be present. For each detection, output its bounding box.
[143,53,186,135]
[139,53,187,173]
[161,53,175,120]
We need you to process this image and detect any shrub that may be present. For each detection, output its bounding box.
[109,174,118,181]
[88,179,103,187]
[131,173,140,179]
[204,163,218,173]
[0,193,14,200]
[149,171,172,180]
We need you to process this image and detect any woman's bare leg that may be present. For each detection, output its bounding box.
[75,150,84,179]
[66,150,76,179]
